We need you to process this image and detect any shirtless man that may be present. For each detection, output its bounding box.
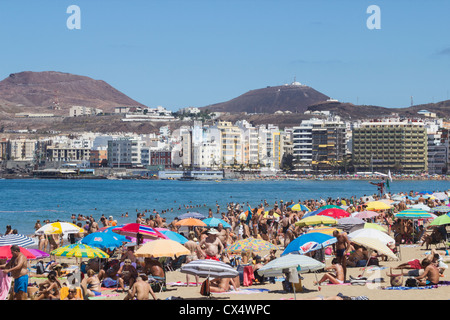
[200,229,224,260]
[89,217,99,233]
[216,223,228,247]
[416,259,440,286]
[314,258,345,285]
[0,245,29,300]
[142,257,165,278]
[333,230,351,280]
[124,276,157,300]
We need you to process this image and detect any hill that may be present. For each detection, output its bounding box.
[0,71,145,116]
[201,82,330,114]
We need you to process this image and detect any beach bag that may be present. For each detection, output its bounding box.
[405,278,418,287]
[200,278,210,297]
[36,261,45,275]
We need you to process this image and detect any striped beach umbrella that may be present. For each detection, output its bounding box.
[395,209,434,219]
[288,203,311,212]
[180,259,239,279]
[225,237,278,254]
[0,234,35,247]
[432,206,450,213]
[113,223,165,240]
[51,243,109,259]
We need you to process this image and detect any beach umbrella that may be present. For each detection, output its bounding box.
[257,254,325,276]
[307,227,342,236]
[432,192,449,201]
[300,209,322,218]
[432,206,450,213]
[155,228,188,244]
[364,223,388,232]
[353,211,380,219]
[0,246,36,259]
[175,218,207,227]
[378,199,395,205]
[295,216,337,227]
[81,232,130,250]
[395,209,434,220]
[317,208,350,219]
[263,211,280,219]
[180,259,239,279]
[365,201,392,211]
[177,212,207,220]
[51,243,109,259]
[288,203,311,212]
[348,228,395,245]
[336,217,365,233]
[429,214,450,226]
[27,249,50,259]
[35,222,85,235]
[257,253,325,300]
[224,237,278,254]
[318,205,343,210]
[282,233,337,256]
[350,237,398,260]
[0,234,35,247]
[135,239,190,258]
[202,217,231,229]
[98,225,124,233]
[419,191,433,195]
[409,203,431,211]
[391,194,406,201]
[113,223,166,240]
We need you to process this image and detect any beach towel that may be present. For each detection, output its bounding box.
[88,293,120,300]
[214,288,270,295]
[167,282,202,286]
[243,265,255,286]
[382,285,437,290]
[0,270,11,300]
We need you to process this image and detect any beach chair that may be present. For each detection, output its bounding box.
[148,274,166,293]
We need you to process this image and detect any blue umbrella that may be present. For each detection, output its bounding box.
[157,229,188,244]
[177,212,207,220]
[0,234,35,247]
[282,233,337,256]
[302,208,324,218]
[202,217,231,229]
[419,191,433,195]
[81,232,129,250]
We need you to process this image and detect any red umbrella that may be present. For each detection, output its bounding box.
[317,208,350,219]
[113,223,166,241]
[0,245,36,259]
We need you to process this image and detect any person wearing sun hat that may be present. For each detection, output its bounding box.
[199,228,223,261]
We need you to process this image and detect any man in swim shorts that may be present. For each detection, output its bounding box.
[0,245,29,300]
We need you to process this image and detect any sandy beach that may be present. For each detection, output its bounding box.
[26,242,450,301]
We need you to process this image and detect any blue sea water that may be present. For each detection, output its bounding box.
[0,179,448,236]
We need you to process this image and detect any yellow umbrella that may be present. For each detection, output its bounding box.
[350,236,398,260]
[365,201,392,211]
[295,216,337,227]
[35,222,85,235]
[134,239,190,258]
[263,211,280,218]
[308,226,342,236]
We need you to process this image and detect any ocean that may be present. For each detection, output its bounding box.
[1,178,448,236]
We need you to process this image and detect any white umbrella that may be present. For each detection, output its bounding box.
[409,203,431,212]
[348,228,395,245]
[35,222,84,235]
[257,254,325,300]
[180,259,238,279]
[257,254,325,276]
[432,192,448,201]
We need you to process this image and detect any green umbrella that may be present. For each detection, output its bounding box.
[430,214,450,226]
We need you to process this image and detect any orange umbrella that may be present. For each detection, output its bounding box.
[175,218,207,227]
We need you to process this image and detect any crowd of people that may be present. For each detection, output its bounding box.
[1,185,449,300]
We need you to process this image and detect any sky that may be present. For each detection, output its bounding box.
[0,0,449,111]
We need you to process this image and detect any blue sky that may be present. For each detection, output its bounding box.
[0,0,449,111]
